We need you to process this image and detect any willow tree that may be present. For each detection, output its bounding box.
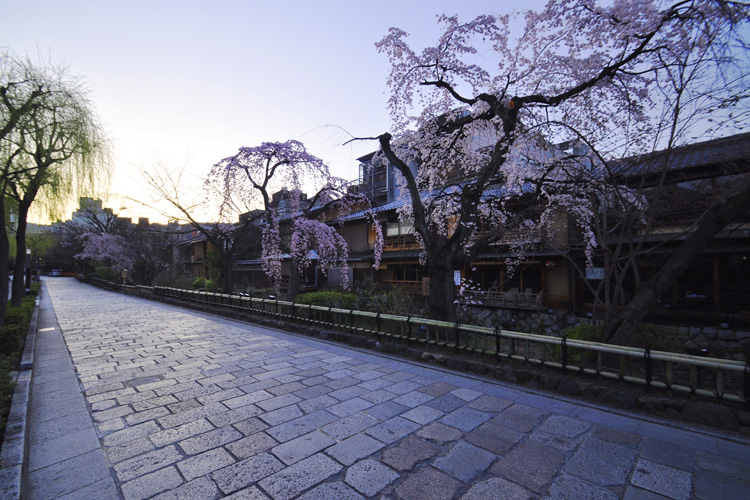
[1,52,51,323]
[373,0,749,329]
[2,54,109,307]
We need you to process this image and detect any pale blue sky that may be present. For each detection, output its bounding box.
[4,0,540,222]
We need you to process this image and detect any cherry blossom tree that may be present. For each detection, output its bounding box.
[76,232,135,273]
[372,0,749,332]
[207,140,378,299]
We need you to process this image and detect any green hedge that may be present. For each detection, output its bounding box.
[1,281,39,440]
[295,291,359,310]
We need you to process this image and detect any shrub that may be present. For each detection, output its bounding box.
[296,291,358,309]
[204,279,219,293]
[191,277,207,290]
[557,323,604,365]
[3,306,30,327]
[631,323,682,352]
[0,325,24,357]
[366,287,426,316]
[94,265,117,282]
[0,355,16,436]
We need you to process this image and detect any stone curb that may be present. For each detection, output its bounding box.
[0,289,40,500]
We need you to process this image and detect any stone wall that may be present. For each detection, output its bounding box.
[458,306,750,362]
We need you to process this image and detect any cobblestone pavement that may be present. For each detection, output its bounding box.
[25,278,750,500]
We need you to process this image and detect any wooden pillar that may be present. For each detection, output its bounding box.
[713,254,721,312]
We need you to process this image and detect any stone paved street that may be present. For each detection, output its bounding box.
[24,278,750,499]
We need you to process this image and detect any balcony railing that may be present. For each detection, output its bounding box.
[383,234,422,251]
[459,290,544,310]
[379,279,424,295]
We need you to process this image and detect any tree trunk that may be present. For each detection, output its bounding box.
[222,256,234,294]
[11,202,30,306]
[605,181,750,345]
[0,201,9,326]
[287,266,300,302]
[428,263,456,322]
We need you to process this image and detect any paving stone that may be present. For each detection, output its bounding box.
[694,469,750,500]
[232,417,269,436]
[392,390,435,408]
[121,466,183,500]
[460,477,532,500]
[467,394,512,412]
[622,486,673,500]
[207,404,263,427]
[543,473,619,500]
[433,440,496,482]
[395,467,461,500]
[416,422,464,443]
[695,451,750,479]
[418,381,458,397]
[265,410,338,442]
[440,406,492,432]
[357,378,392,391]
[114,445,184,482]
[223,486,271,499]
[177,447,236,481]
[224,390,274,409]
[157,401,228,428]
[298,394,338,413]
[329,385,368,401]
[345,459,399,496]
[426,393,467,413]
[296,481,364,500]
[259,404,304,426]
[464,421,522,454]
[258,453,343,500]
[365,400,408,420]
[366,416,421,444]
[530,428,582,451]
[401,405,444,425]
[591,425,642,449]
[321,412,380,440]
[28,428,101,471]
[451,387,482,401]
[226,431,278,459]
[28,409,93,445]
[105,437,155,464]
[566,437,638,486]
[197,387,245,404]
[640,439,695,471]
[212,452,285,494]
[325,433,385,466]
[125,406,171,425]
[492,403,548,432]
[56,477,120,500]
[271,430,336,465]
[131,395,179,412]
[631,459,692,500]
[150,418,215,447]
[151,476,221,500]
[26,449,112,500]
[97,417,126,434]
[361,388,398,404]
[381,436,440,471]
[91,405,134,422]
[491,439,566,493]
[537,414,591,438]
[328,397,374,417]
[178,425,243,455]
